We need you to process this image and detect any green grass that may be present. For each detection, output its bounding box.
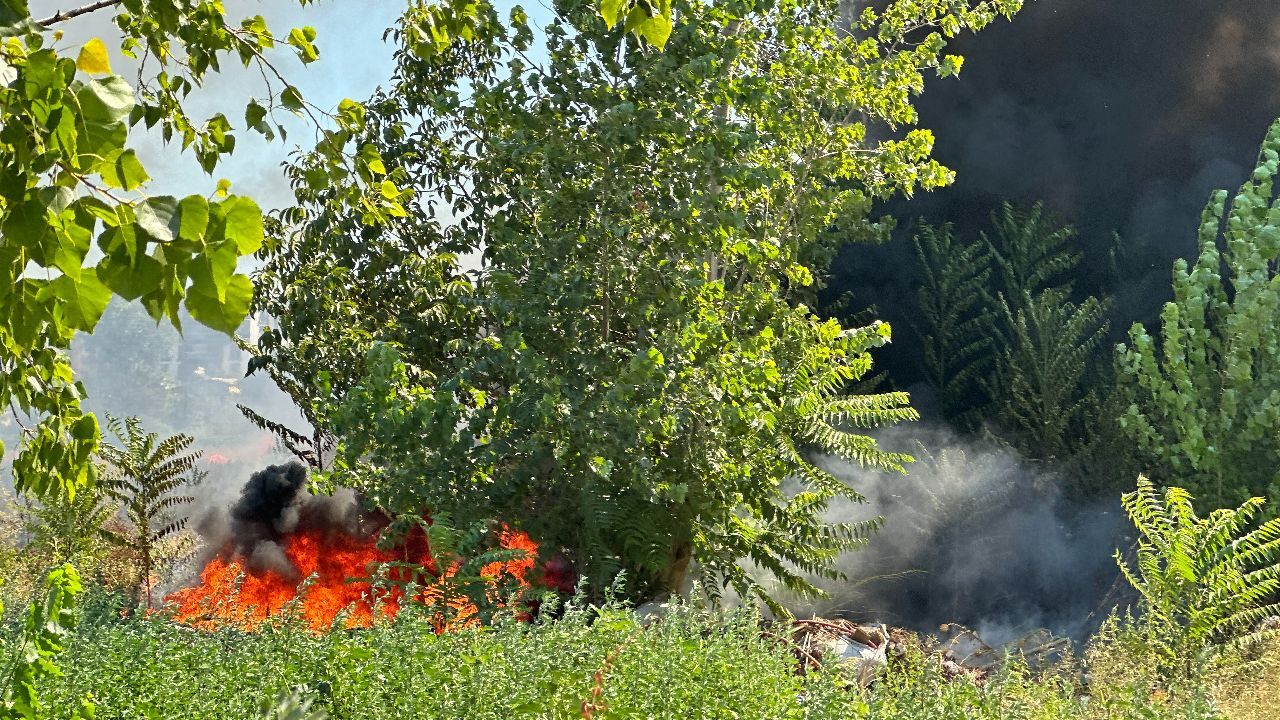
[11,593,1238,720]
[27,597,853,720]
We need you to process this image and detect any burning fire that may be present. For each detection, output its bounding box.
[164,523,539,632]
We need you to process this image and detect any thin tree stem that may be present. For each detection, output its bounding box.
[37,0,123,26]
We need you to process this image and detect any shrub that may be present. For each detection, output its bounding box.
[1114,477,1280,683]
[1117,118,1280,509]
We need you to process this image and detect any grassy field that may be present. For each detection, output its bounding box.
[15,592,1273,720]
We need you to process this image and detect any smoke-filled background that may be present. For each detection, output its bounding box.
[810,0,1280,639]
[829,0,1280,382]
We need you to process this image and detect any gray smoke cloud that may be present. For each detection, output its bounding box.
[788,422,1128,645]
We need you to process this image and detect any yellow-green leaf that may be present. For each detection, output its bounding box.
[76,37,111,75]
[600,0,626,29]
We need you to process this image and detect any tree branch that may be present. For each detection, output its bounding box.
[37,0,123,27]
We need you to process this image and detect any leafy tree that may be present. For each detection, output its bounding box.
[97,415,200,607]
[0,0,410,505]
[909,203,1112,465]
[261,0,1023,609]
[1117,119,1280,509]
[910,221,994,425]
[1117,477,1280,683]
[989,288,1110,460]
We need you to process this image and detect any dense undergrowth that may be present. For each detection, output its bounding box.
[10,592,1274,720]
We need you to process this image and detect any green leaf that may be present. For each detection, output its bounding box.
[187,240,238,302]
[99,149,149,191]
[76,38,112,75]
[96,253,165,300]
[360,143,386,175]
[638,11,673,49]
[185,272,253,334]
[134,196,178,243]
[75,76,135,125]
[287,26,319,64]
[1,199,51,254]
[220,196,264,254]
[69,413,99,441]
[47,268,111,331]
[76,115,128,171]
[177,195,210,244]
[0,0,33,36]
[245,99,267,129]
[281,86,304,113]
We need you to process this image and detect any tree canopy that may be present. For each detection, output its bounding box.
[0,0,401,502]
[253,0,1022,608]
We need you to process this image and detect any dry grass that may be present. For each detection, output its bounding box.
[1207,637,1280,720]
[1082,616,1280,720]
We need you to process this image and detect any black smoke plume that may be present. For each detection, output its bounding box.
[828,0,1280,385]
[194,462,372,579]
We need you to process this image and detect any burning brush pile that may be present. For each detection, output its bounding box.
[164,463,559,631]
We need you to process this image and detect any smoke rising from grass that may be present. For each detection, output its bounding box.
[795,422,1126,645]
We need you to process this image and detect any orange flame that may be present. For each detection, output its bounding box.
[164,525,537,632]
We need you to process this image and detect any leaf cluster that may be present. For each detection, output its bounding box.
[0,564,90,720]
[1117,118,1280,509]
[1116,477,1280,683]
[0,0,323,503]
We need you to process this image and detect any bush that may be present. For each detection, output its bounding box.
[864,639,1223,720]
[1115,478,1280,682]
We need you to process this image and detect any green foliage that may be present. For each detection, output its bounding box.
[991,288,1110,460]
[263,0,1021,609]
[910,203,1113,466]
[982,201,1081,303]
[0,564,89,720]
[96,416,200,607]
[18,487,115,569]
[1117,119,1280,509]
[980,203,1111,460]
[0,0,336,503]
[863,643,1219,720]
[1116,477,1280,682]
[260,690,327,720]
[27,595,1232,720]
[36,604,862,719]
[911,221,995,424]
